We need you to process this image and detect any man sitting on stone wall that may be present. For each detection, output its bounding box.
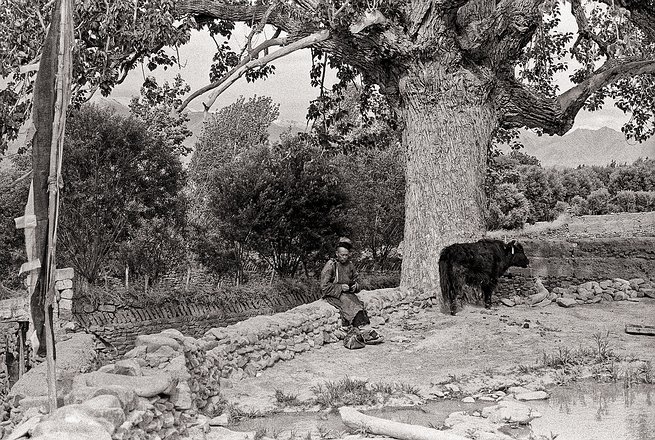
[320,237,382,348]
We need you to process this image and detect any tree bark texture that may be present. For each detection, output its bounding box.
[399,62,496,302]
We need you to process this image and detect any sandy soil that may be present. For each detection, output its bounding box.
[222,298,655,411]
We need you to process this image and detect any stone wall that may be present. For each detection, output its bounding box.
[496,237,655,298]
[3,287,430,440]
[73,289,323,359]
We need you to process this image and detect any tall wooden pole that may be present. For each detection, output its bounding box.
[43,0,73,413]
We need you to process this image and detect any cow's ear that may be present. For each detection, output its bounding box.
[505,241,516,255]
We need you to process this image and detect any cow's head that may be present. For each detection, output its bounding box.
[505,240,529,268]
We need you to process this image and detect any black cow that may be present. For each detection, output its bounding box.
[439,239,529,315]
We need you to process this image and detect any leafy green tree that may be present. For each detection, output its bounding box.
[0,157,30,290]
[560,167,605,202]
[487,183,531,230]
[207,134,348,279]
[118,217,187,284]
[586,188,612,215]
[59,105,186,283]
[337,145,405,269]
[608,159,655,193]
[188,95,280,226]
[613,190,637,213]
[4,0,655,302]
[518,165,565,223]
[129,75,193,157]
[635,191,655,212]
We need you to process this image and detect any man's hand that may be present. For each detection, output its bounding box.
[341,284,351,292]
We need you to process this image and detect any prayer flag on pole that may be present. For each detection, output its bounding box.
[14,0,74,412]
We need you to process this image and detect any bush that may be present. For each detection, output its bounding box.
[635,191,655,212]
[358,272,400,290]
[487,183,530,230]
[586,188,612,215]
[614,191,637,213]
[570,195,588,215]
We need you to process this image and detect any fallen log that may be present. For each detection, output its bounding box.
[339,407,468,440]
[625,324,655,336]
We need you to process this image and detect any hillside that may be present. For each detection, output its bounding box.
[508,126,655,167]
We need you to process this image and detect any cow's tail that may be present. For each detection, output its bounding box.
[439,258,457,315]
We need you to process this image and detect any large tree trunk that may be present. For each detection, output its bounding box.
[399,62,497,308]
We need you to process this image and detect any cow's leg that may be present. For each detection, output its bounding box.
[481,283,495,309]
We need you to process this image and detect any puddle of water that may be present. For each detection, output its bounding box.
[232,400,488,437]
[233,382,655,440]
[528,382,655,440]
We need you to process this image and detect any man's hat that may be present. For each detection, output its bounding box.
[338,237,353,250]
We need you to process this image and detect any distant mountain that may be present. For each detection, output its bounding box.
[506,126,655,168]
[91,98,653,168]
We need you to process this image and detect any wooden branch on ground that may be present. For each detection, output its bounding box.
[339,407,469,440]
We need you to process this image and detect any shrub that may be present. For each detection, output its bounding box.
[614,191,637,213]
[358,272,400,290]
[635,191,655,212]
[570,195,588,215]
[586,188,612,215]
[487,183,530,230]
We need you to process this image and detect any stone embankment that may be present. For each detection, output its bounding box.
[499,277,654,308]
[3,287,431,440]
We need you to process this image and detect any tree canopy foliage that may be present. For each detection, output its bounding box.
[59,104,186,283]
[3,0,655,294]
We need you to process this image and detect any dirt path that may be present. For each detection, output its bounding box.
[222,299,655,411]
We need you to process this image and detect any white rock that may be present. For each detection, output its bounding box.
[515,391,549,401]
[482,400,540,425]
[209,414,229,426]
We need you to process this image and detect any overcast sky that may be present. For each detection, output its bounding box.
[109,9,627,131]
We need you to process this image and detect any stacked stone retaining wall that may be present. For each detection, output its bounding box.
[74,290,323,358]
[4,287,430,440]
[496,237,655,298]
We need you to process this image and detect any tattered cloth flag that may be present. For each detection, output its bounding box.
[14,0,74,358]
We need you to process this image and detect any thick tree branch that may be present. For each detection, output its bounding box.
[202,30,331,112]
[457,0,544,69]
[558,58,655,122]
[177,4,405,113]
[495,57,655,135]
[177,35,288,112]
[570,0,610,56]
[175,0,299,33]
[595,0,655,41]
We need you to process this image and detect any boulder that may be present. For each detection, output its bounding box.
[31,414,112,440]
[134,334,180,353]
[443,411,513,439]
[528,292,547,305]
[10,333,96,400]
[209,414,229,426]
[65,384,136,411]
[556,297,577,308]
[74,372,176,397]
[114,359,142,376]
[481,400,540,425]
